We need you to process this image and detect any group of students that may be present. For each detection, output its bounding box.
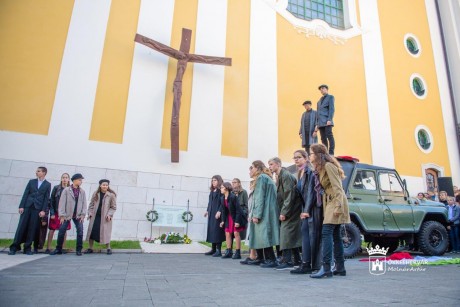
[8,167,117,256]
[417,190,460,254]
[204,143,351,279]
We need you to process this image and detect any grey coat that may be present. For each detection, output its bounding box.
[58,186,87,220]
[299,110,318,147]
[316,94,335,127]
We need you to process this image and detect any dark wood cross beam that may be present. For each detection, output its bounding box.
[134,28,232,163]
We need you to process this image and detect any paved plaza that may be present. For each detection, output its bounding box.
[0,251,459,307]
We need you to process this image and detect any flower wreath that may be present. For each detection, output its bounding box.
[182,211,193,223]
[146,210,158,222]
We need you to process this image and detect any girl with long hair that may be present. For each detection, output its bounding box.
[309,144,351,278]
[46,173,71,253]
[247,160,280,266]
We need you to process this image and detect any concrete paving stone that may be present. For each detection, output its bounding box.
[1,253,460,307]
[121,300,154,307]
[123,286,151,300]
[150,301,185,307]
[149,291,180,302]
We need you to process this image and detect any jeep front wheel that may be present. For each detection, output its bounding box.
[417,221,448,256]
[342,222,362,258]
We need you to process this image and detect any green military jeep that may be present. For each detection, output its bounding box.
[337,156,449,257]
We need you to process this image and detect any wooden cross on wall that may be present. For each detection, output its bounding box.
[134,29,232,163]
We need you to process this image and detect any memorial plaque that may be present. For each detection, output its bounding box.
[154,205,186,228]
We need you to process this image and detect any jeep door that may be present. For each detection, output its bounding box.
[348,169,384,232]
[377,171,415,232]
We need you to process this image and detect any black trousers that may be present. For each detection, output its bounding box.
[319,126,335,155]
[10,207,40,252]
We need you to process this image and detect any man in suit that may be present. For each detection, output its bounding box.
[316,84,335,155]
[299,100,318,154]
[9,167,51,255]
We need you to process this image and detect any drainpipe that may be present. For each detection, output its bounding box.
[434,0,460,154]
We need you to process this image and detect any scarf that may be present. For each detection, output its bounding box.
[313,171,324,207]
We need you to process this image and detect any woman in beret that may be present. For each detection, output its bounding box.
[85,179,117,255]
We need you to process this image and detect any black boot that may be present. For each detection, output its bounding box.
[293,248,302,266]
[204,249,216,256]
[290,262,312,274]
[232,249,241,259]
[333,261,346,276]
[221,249,233,259]
[310,264,333,279]
[212,249,222,257]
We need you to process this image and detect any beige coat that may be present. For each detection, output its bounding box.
[320,162,351,225]
[86,191,117,244]
[58,186,87,220]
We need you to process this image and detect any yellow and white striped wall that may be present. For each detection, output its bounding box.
[0,0,459,190]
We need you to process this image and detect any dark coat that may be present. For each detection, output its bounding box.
[49,185,65,216]
[19,179,51,211]
[316,94,335,127]
[277,168,302,250]
[220,193,247,229]
[299,109,318,147]
[300,166,323,270]
[234,189,249,215]
[206,189,225,243]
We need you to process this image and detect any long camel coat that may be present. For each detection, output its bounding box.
[86,191,117,244]
[320,163,350,225]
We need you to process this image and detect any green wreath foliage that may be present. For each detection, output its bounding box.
[182,211,193,223]
[146,210,158,222]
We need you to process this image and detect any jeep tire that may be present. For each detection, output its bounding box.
[417,220,448,256]
[342,222,362,258]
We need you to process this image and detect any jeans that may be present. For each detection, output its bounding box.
[449,225,460,251]
[56,218,83,252]
[321,224,344,265]
[319,126,335,155]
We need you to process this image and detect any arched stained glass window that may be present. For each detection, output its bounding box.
[287,0,345,29]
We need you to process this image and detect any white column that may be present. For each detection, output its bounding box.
[48,0,112,142]
[123,0,175,152]
[425,0,460,185]
[247,0,278,162]
[359,0,395,168]
[187,0,228,158]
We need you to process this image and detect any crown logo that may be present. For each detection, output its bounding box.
[366,245,389,256]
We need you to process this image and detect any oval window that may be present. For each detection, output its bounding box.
[410,74,427,99]
[406,38,419,55]
[415,125,434,153]
[404,34,421,57]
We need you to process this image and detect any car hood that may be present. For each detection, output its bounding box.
[415,199,446,207]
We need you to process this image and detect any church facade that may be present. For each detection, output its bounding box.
[1,0,459,241]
